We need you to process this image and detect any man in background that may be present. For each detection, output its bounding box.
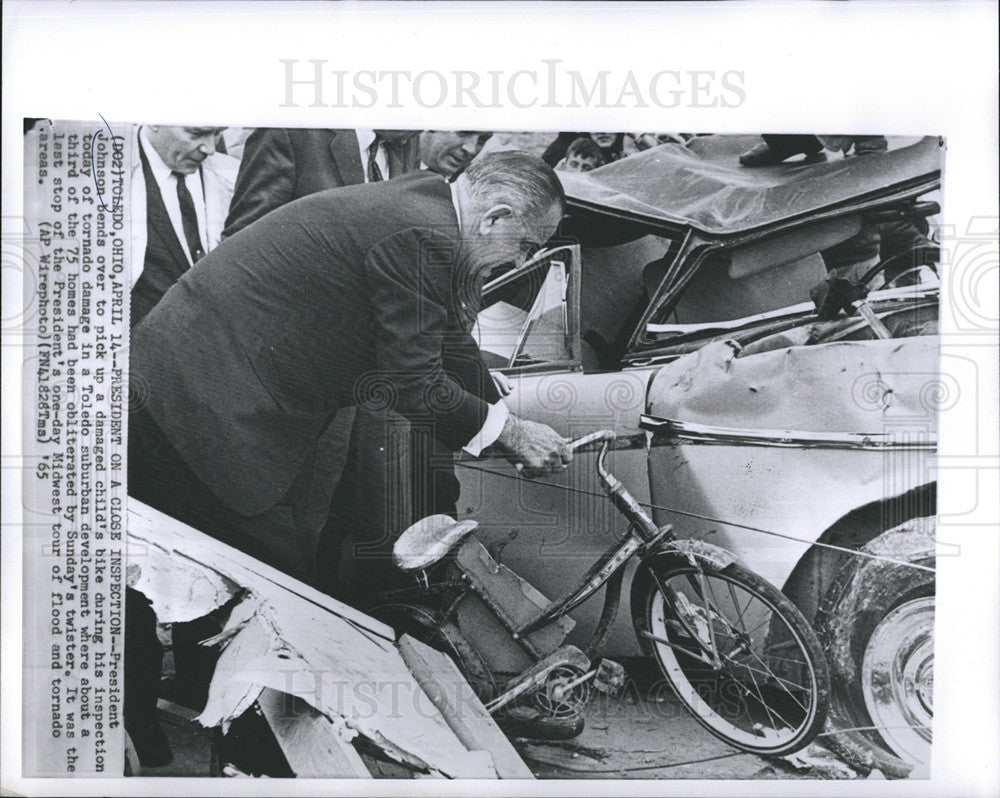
[555,137,604,172]
[419,130,493,176]
[129,125,239,327]
[222,127,421,236]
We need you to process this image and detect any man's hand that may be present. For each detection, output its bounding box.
[490,370,513,397]
[495,414,572,478]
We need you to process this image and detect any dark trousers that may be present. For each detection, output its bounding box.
[123,588,165,749]
[822,217,936,285]
[124,405,447,715]
[128,404,324,584]
[317,417,462,608]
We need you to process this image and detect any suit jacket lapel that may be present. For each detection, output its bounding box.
[147,197,190,268]
[138,141,191,267]
[328,130,364,186]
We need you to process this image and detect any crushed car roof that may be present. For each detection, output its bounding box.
[559,135,942,236]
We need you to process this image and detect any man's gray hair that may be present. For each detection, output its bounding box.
[464,150,566,219]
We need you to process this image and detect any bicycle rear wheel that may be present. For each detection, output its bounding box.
[631,553,829,756]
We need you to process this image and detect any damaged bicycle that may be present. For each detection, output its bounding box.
[375,430,830,757]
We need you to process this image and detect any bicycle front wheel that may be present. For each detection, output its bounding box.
[631,552,829,757]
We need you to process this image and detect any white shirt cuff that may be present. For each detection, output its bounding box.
[462,401,509,457]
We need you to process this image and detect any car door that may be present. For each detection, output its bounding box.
[457,244,654,652]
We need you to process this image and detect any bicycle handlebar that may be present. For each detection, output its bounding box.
[568,429,616,452]
[568,430,617,486]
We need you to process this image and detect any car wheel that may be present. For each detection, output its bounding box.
[814,517,934,777]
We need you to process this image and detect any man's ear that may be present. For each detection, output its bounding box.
[478,203,514,235]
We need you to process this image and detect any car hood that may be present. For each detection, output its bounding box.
[560,134,942,238]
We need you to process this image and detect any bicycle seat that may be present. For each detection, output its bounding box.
[393,515,480,572]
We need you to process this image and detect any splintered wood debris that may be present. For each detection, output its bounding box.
[128,500,533,779]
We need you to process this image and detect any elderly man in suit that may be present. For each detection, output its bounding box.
[124,152,569,762]
[130,150,569,587]
[222,127,421,237]
[129,125,240,327]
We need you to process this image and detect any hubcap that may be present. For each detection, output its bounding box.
[860,596,934,764]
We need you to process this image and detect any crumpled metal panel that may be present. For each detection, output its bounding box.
[647,337,939,434]
[127,502,499,778]
[561,135,941,236]
[644,337,938,588]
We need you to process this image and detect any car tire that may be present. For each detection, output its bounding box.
[814,517,935,777]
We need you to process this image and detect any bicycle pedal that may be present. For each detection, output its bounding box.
[592,659,626,696]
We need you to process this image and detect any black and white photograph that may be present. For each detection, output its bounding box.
[16,119,948,780]
[3,2,998,796]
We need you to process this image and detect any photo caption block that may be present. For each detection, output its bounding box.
[22,119,131,776]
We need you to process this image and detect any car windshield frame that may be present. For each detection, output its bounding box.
[475,244,584,376]
[559,135,943,362]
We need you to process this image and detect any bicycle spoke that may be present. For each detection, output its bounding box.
[757,650,809,668]
[739,664,789,731]
[704,577,769,645]
[730,656,811,695]
[759,640,809,668]
[742,612,774,639]
[640,630,717,666]
[766,638,806,651]
[645,563,826,753]
[727,581,749,632]
[733,661,812,709]
[740,588,755,623]
[705,571,723,615]
[661,584,718,661]
[693,571,722,660]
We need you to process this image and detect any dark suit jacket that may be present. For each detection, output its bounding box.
[222,128,421,238]
[131,142,192,327]
[131,172,498,518]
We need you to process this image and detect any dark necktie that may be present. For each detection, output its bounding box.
[366,138,384,183]
[173,171,205,263]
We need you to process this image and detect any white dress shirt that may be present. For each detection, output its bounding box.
[138,127,208,266]
[354,128,391,182]
[447,182,510,456]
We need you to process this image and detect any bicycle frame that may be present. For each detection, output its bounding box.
[516,431,675,641]
[384,428,830,754]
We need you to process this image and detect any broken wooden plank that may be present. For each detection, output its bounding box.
[455,538,574,657]
[129,500,502,778]
[257,688,372,778]
[129,500,394,641]
[398,635,535,779]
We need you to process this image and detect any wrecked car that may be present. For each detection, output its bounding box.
[459,134,943,774]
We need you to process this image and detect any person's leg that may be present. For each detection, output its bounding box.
[169,613,224,711]
[410,421,462,520]
[740,134,825,166]
[129,405,320,584]
[124,587,171,767]
[317,411,414,609]
[820,225,883,283]
[878,218,938,284]
[852,135,888,155]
